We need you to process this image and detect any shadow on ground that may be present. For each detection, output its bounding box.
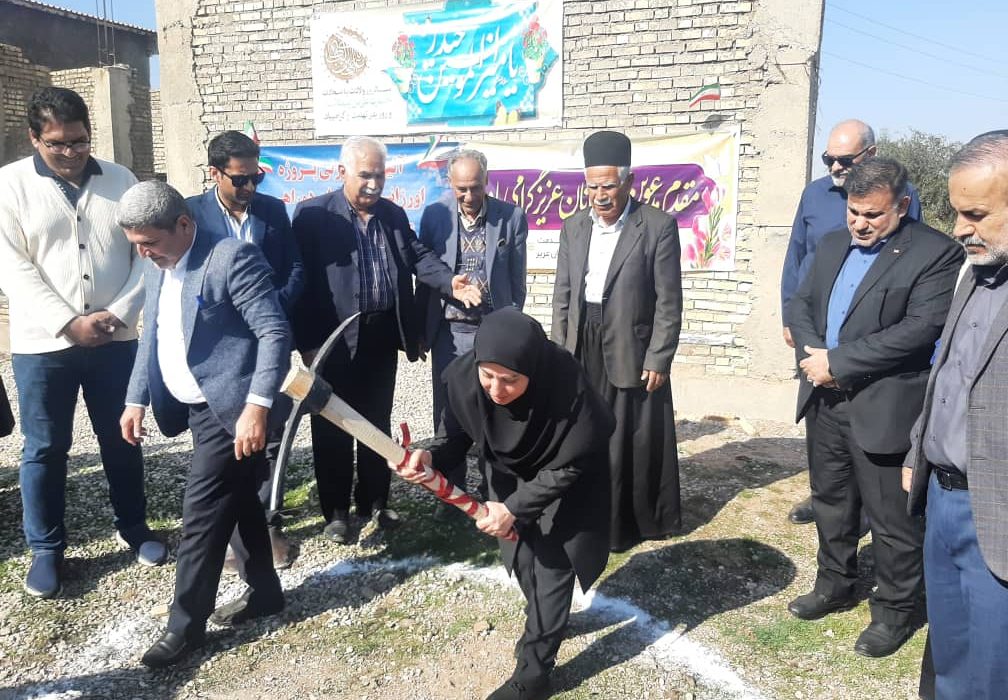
[678,435,807,534]
[552,537,796,694]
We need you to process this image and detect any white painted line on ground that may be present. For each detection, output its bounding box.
[15,556,767,700]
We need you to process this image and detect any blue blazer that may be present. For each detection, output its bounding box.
[415,195,528,348]
[290,189,455,361]
[186,189,304,314]
[126,229,291,438]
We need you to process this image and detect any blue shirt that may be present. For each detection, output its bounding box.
[825,238,889,349]
[781,175,922,325]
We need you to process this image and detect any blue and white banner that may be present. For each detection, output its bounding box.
[257,142,458,230]
[310,0,563,135]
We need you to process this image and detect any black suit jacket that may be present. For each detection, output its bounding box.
[290,189,455,360]
[789,218,964,454]
[186,189,304,314]
[551,199,682,388]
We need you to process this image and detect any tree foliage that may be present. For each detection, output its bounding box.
[877,130,962,234]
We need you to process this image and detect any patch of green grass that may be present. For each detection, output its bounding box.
[379,494,499,566]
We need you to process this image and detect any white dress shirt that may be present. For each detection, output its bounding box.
[584,199,632,304]
[214,187,252,242]
[156,241,206,405]
[147,229,272,409]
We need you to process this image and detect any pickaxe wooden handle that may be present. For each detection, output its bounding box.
[281,365,517,541]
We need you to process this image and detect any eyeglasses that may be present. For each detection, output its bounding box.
[218,169,266,188]
[822,145,872,169]
[37,137,91,154]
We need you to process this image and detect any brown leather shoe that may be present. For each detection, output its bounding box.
[269,526,293,569]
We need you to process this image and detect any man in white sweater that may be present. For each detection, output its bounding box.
[0,87,166,599]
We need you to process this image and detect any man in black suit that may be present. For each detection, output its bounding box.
[291,136,481,543]
[787,157,964,657]
[551,130,683,552]
[187,130,304,570]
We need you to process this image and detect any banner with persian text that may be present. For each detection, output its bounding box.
[310,0,563,135]
[257,143,457,231]
[472,129,741,272]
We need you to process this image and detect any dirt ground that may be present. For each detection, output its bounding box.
[0,356,927,699]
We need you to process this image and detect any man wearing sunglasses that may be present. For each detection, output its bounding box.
[781,119,922,527]
[0,87,166,600]
[187,130,304,573]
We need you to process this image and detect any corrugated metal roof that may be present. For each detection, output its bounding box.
[1,0,158,37]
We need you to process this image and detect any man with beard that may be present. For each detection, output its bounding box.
[905,130,1008,699]
[551,130,683,552]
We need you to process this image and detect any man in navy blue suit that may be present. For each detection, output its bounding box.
[187,131,303,569]
[118,181,290,668]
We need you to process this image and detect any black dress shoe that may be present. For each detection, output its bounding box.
[373,508,402,530]
[788,496,815,525]
[854,621,914,657]
[486,675,551,700]
[323,510,351,544]
[787,591,858,620]
[209,589,284,628]
[141,631,205,669]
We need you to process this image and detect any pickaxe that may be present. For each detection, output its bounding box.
[270,314,516,540]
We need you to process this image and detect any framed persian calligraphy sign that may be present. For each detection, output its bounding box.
[472,129,742,272]
[310,0,563,135]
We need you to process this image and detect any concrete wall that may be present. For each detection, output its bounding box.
[155,0,823,420]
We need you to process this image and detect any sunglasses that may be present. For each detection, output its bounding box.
[37,136,91,154]
[218,169,266,188]
[821,145,872,169]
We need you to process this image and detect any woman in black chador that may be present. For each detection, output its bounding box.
[399,308,615,700]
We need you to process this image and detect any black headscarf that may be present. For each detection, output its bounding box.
[442,308,614,480]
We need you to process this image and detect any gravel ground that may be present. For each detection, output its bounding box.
[0,355,924,699]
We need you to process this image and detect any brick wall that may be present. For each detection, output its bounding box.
[0,43,49,164]
[180,0,813,377]
[49,67,99,153]
[151,90,166,178]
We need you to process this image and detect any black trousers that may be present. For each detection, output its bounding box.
[167,403,282,639]
[579,307,681,551]
[512,526,576,682]
[807,392,924,625]
[431,318,478,489]
[228,430,282,568]
[311,311,399,520]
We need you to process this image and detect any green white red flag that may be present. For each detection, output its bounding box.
[688,83,721,108]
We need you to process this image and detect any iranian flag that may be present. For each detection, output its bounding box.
[243,120,260,145]
[688,83,721,108]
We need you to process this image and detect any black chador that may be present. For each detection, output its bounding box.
[430,308,614,700]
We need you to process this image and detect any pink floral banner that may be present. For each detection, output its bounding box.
[475,129,739,271]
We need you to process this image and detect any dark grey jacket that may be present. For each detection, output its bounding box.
[907,267,1008,580]
[551,199,682,388]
